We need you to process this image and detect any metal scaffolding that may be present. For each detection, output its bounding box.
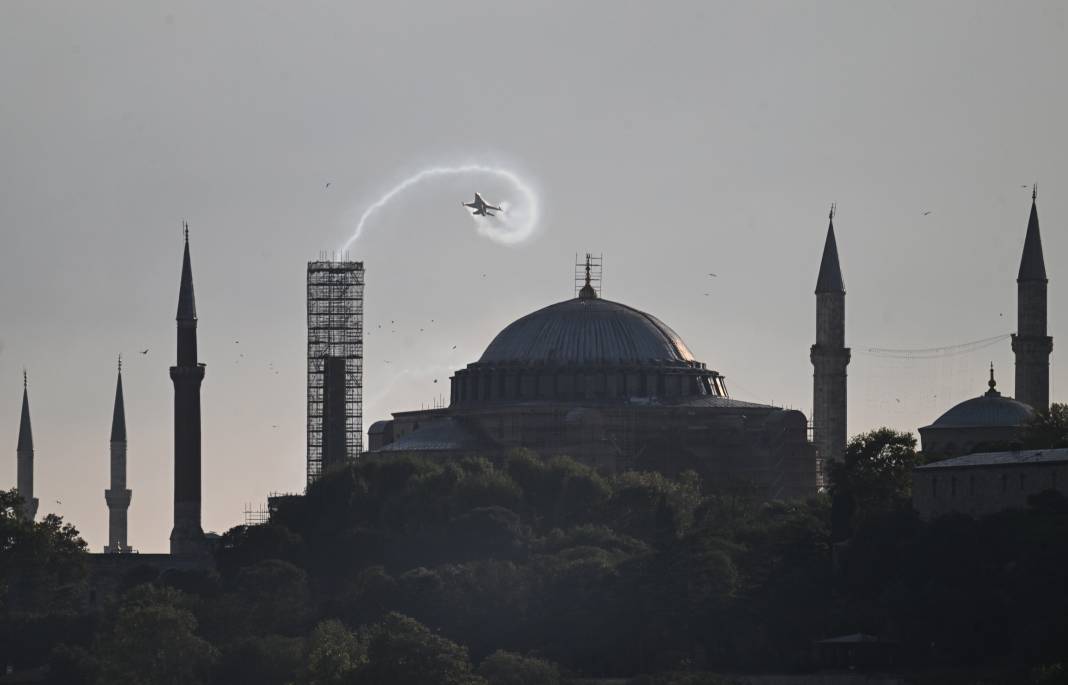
[307,260,364,485]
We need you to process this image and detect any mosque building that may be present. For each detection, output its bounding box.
[918,188,1052,457]
[365,227,845,498]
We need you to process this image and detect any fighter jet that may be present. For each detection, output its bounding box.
[462,192,503,217]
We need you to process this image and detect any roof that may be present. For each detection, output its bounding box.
[367,420,393,435]
[111,367,126,442]
[374,417,493,453]
[478,296,696,366]
[916,447,1068,471]
[176,234,197,321]
[815,219,845,294]
[1018,197,1046,281]
[17,385,32,452]
[921,392,1034,430]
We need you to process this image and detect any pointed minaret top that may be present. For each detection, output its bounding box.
[111,356,126,442]
[1018,187,1046,281]
[176,223,198,321]
[815,204,845,294]
[17,372,32,452]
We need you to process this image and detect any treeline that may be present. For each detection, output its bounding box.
[1,429,1067,684]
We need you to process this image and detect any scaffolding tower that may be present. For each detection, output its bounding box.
[307,260,364,485]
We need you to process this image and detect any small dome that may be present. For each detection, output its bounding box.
[478,297,696,366]
[928,394,1035,429]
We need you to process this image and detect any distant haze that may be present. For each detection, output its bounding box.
[1,2,1066,551]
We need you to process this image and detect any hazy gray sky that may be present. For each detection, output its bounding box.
[2,1,1066,552]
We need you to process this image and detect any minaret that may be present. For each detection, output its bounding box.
[811,205,850,464]
[169,225,206,556]
[104,357,132,553]
[16,370,38,521]
[1012,186,1052,412]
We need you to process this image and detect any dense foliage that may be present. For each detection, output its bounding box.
[2,430,1067,684]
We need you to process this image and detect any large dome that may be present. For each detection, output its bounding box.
[450,289,726,407]
[479,297,696,366]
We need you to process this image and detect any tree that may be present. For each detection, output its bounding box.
[95,585,218,685]
[360,612,484,685]
[0,489,87,614]
[298,619,364,685]
[477,650,561,685]
[1021,403,1068,449]
[829,429,923,537]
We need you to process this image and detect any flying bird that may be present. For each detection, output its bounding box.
[707,273,717,277]
[325,182,331,189]
[922,211,932,216]
[140,349,149,355]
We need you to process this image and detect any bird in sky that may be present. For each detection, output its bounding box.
[140,349,149,355]
[452,345,457,350]
[325,182,331,189]
[55,499,62,504]
[922,211,932,216]
[707,273,717,277]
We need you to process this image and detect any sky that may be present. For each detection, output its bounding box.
[1,1,1066,552]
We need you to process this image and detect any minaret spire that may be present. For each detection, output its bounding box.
[170,227,207,556]
[105,356,133,552]
[16,370,38,520]
[811,204,850,465]
[1012,189,1052,411]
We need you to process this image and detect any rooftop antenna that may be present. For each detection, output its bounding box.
[829,202,836,222]
[1033,184,1038,202]
[118,354,122,373]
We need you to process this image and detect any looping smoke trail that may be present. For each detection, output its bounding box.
[341,164,540,253]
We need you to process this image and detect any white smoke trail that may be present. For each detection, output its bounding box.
[341,164,540,253]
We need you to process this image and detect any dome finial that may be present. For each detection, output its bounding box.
[1033,184,1038,202]
[578,252,598,299]
[23,367,27,389]
[985,362,1001,397]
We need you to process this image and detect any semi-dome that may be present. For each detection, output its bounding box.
[478,297,696,366]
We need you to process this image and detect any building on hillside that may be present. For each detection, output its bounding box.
[912,447,1068,519]
[367,256,818,499]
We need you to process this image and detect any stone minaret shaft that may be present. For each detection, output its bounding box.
[1012,187,1052,412]
[810,206,850,464]
[169,228,206,556]
[16,372,38,520]
[104,359,132,553]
